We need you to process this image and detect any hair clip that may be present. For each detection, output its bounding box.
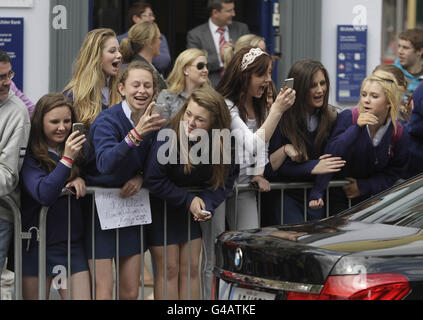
[241,48,268,72]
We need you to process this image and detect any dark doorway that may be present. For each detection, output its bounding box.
[92,0,263,71]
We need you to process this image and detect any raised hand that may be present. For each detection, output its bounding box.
[134,101,167,139]
[63,131,86,161]
[272,88,296,114]
[357,112,379,127]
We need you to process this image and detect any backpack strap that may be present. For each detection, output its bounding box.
[351,107,360,125]
[390,121,403,158]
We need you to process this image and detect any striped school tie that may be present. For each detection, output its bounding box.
[217,27,226,54]
[217,27,226,76]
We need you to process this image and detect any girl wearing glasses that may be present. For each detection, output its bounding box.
[120,21,167,91]
[157,48,211,121]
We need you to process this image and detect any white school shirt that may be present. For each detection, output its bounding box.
[208,19,229,68]
[367,119,392,147]
[226,99,269,184]
[122,100,135,127]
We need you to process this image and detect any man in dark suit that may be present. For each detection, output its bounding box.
[187,0,249,87]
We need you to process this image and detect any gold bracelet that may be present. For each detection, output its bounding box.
[128,131,142,145]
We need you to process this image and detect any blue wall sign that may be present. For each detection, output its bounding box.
[0,17,24,90]
[336,25,367,103]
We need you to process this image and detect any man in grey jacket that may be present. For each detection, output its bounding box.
[0,50,30,278]
[187,0,249,88]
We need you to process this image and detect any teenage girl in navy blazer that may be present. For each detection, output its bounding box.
[309,70,410,214]
[87,61,165,300]
[20,94,90,300]
[263,59,344,225]
[144,86,239,300]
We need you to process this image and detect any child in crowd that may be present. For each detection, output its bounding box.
[263,59,343,225]
[20,93,90,300]
[309,70,410,213]
[144,86,239,300]
[87,61,165,300]
[157,48,210,120]
[216,46,296,231]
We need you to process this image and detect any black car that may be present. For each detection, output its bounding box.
[214,175,423,300]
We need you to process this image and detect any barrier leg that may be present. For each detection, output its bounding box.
[38,208,48,300]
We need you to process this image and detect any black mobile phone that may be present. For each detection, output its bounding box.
[72,123,84,136]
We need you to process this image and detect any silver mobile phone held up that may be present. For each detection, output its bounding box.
[72,123,84,136]
[284,78,294,89]
[151,103,166,118]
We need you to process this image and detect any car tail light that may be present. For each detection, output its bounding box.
[286,274,410,300]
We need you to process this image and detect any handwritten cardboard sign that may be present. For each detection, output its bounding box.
[94,188,152,231]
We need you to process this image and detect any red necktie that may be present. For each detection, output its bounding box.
[217,27,226,76]
[217,27,226,53]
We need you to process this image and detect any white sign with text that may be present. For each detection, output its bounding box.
[94,188,152,230]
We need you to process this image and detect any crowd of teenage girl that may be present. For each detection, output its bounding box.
[16,22,422,300]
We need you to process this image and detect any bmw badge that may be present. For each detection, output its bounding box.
[234,248,243,270]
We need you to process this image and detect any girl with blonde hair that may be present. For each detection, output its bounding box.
[223,34,266,70]
[157,48,210,120]
[63,28,122,127]
[120,21,167,90]
[309,70,410,214]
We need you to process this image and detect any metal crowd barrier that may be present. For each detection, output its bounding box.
[235,180,352,226]
[0,195,23,300]
[9,180,352,300]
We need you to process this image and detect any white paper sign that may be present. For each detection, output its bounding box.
[94,188,152,231]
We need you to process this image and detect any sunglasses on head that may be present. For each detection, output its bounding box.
[193,62,208,70]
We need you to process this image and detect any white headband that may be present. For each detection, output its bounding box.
[241,48,268,72]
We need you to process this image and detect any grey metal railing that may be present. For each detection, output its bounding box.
[18,180,352,300]
[0,195,23,300]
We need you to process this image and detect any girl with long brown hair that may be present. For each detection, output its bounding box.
[144,86,239,300]
[263,59,345,225]
[216,46,296,231]
[20,93,90,300]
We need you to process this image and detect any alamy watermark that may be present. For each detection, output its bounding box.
[156,125,267,175]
